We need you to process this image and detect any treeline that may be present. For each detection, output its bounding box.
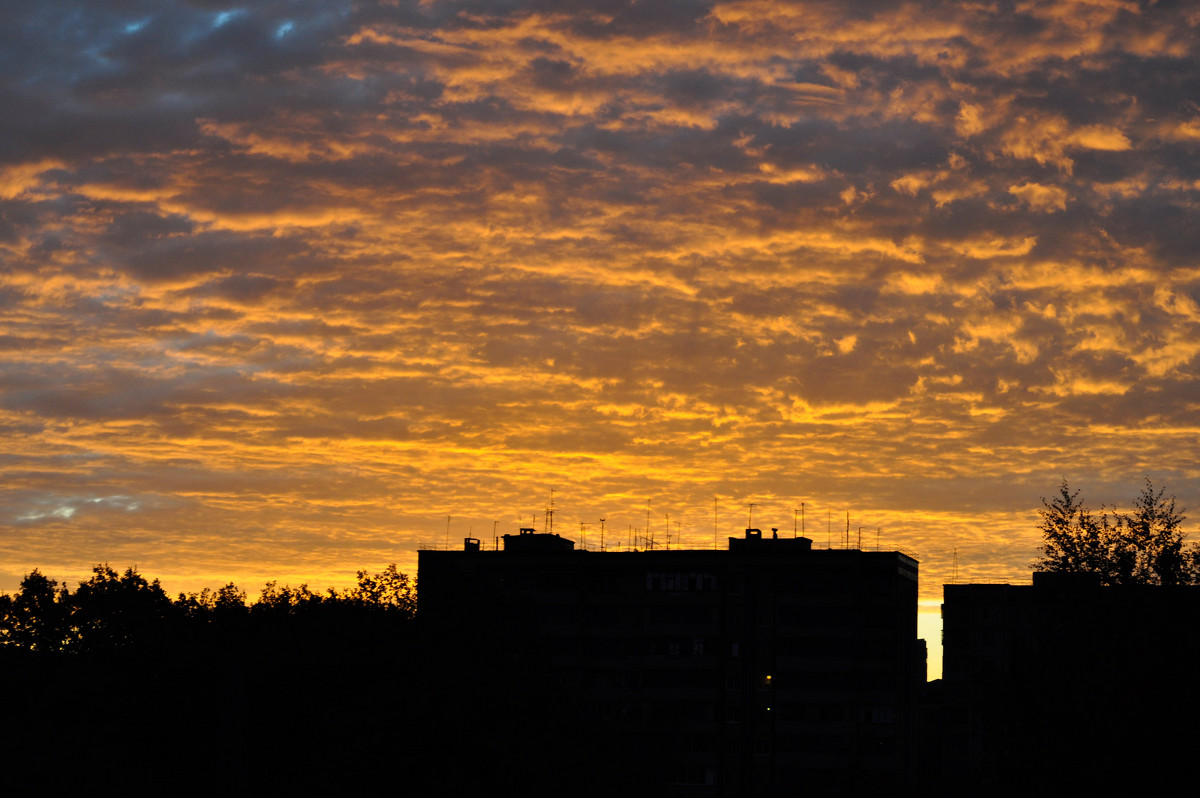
[0,563,415,653]
[1037,477,1197,585]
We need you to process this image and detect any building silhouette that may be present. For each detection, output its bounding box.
[419,527,922,796]
[937,573,1200,795]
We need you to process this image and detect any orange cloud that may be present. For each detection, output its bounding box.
[1009,182,1069,212]
[3,0,1200,631]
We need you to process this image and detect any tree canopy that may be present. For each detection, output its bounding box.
[1036,478,1197,586]
[0,563,415,654]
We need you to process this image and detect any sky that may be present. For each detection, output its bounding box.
[3,0,1200,675]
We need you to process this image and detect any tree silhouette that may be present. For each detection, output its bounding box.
[344,563,416,614]
[69,564,176,652]
[0,562,426,792]
[1,563,417,661]
[0,569,71,652]
[253,579,329,612]
[1036,478,1193,585]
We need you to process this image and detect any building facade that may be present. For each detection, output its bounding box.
[938,574,1200,794]
[419,528,922,796]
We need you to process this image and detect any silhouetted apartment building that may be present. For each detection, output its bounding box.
[938,574,1200,795]
[419,528,922,797]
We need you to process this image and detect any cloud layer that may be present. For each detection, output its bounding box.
[3,1,1200,615]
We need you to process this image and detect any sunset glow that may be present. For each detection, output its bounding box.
[4,2,1200,677]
